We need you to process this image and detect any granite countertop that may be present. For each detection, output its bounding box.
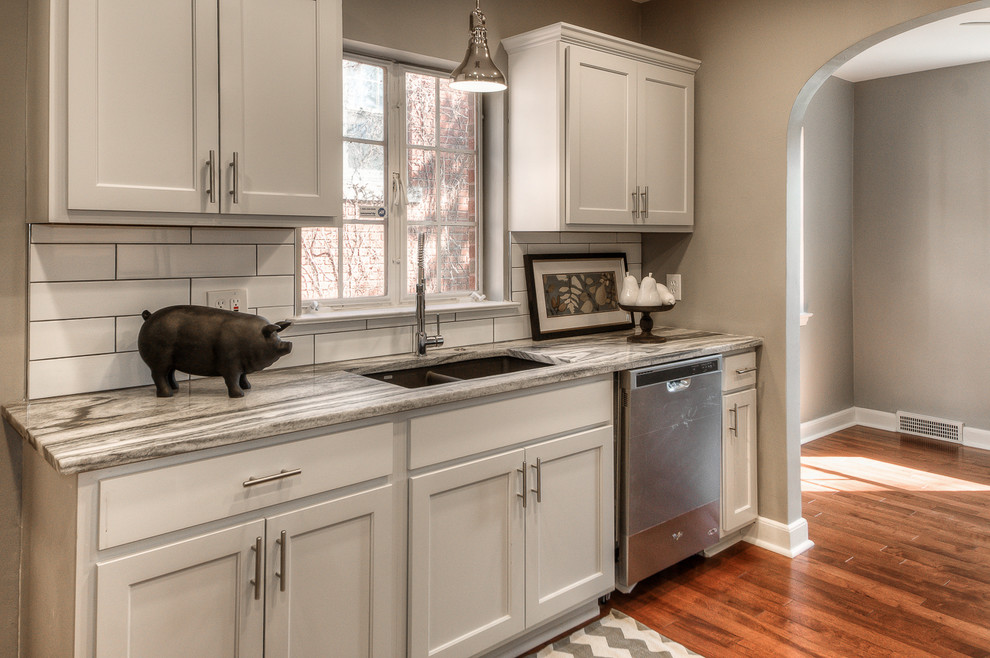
[2,327,761,475]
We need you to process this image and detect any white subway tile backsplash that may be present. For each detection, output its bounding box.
[117,245,257,279]
[115,315,146,353]
[527,243,590,255]
[271,334,315,369]
[30,244,116,282]
[192,227,294,244]
[437,318,494,348]
[255,306,296,322]
[30,318,116,360]
[257,245,295,276]
[494,315,532,342]
[28,351,157,399]
[561,232,616,243]
[314,326,411,363]
[24,227,620,399]
[30,279,190,321]
[511,267,527,293]
[190,276,293,309]
[31,225,190,244]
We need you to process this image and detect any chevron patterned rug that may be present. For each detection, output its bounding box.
[529,610,702,658]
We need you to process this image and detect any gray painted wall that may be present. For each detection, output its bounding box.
[854,60,990,429]
[639,0,974,526]
[800,76,855,423]
[1,0,28,650]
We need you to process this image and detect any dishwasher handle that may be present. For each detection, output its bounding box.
[666,378,692,393]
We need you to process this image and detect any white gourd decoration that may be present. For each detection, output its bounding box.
[656,282,676,306]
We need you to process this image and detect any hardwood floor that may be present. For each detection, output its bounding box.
[604,426,990,657]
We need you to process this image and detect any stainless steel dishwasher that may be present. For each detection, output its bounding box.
[616,356,722,592]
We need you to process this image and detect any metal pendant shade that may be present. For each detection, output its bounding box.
[450,0,507,92]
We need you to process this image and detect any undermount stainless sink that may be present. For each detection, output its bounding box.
[363,355,550,389]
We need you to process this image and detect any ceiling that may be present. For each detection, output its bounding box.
[834,7,990,82]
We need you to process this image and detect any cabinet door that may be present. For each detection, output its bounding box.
[722,388,758,534]
[638,63,694,227]
[265,485,393,657]
[565,45,638,225]
[525,426,614,627]
[219,0,342,217]
[95,520,265,657]
[409,450,526,658]
[67,0,220,213]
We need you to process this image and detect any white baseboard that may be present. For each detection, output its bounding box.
[801,406,990,452]
[743,516,814,558]
[800,408,857,444]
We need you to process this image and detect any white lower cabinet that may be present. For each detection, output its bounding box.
[95,486,392,657]
[409,426,614,658]
[721,352,759,536]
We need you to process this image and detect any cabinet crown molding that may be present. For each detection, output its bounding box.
[501,22,701,74]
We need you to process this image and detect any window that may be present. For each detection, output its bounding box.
[300,56,482,308]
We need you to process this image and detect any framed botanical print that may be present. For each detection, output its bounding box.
[523,253,634,340]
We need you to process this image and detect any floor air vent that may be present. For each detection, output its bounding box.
[896,411,963,443]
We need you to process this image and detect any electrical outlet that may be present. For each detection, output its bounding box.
[207,289,248,312]
[666,274,682,301]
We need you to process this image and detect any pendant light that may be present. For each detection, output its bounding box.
[449,0,507,92]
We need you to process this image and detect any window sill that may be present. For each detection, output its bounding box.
[290,299,522,326]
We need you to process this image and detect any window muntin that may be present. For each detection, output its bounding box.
[301,57,481,307]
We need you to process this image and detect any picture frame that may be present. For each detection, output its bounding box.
[523,252,634,340]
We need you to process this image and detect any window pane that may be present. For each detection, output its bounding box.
[343,224,385,298]
[407,226,438,294]
[439,152,476,222]
[300,227,339,300]
[407,148,436,222]
[343,61,384,141]
[439,80,475,150]
[406,73,437,147]
[440,226,477,292]
[343,142,385,220]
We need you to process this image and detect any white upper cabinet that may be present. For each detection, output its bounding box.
[41,0,342,224]
[503,23,699,232]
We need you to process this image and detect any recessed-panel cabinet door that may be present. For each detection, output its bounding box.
[638,63,694,227]
[722,388,758,534]
[264,486,393,657]
[525,426,614,627]
[219,0,342,217]
[95,520,264,657]
[565,45,638,225]
[409,450,526,658]
[67,0,220,213]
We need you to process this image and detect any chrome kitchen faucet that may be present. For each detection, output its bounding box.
[415,233,444,356]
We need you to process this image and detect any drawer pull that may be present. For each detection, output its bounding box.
[735,366,757,375]
[243,468,302,488]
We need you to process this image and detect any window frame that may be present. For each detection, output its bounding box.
[298,51,485,312]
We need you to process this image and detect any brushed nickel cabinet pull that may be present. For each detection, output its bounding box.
[729,404,739,438]
[640,186,648,219]
[242,468,302,488]
[517,461,528,508]
[275,530,287,592]
[207,150,216,204]
[631,187,640,220]
[250,536,262,600]
[229,151,240,204]
[735,366,758,375]
[532,458,543,503]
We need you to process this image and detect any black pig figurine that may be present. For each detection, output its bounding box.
[138,305,293,398]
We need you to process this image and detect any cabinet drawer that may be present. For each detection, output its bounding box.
[98,423,392,549]
[408,378,612,469]
[723,351,757,392]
